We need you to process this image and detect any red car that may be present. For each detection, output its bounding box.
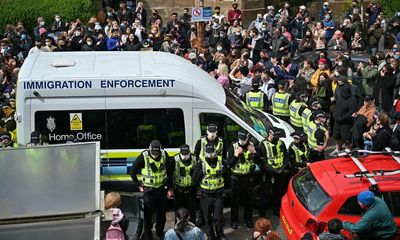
[281,151,400,240]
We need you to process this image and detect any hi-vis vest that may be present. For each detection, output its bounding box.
[290,143,308,163]
[307,121,327,150]
[301,108,312,133]
[246,91,264,110]
[231,142,254,175]
[200,157,224,190]
[199,137,223,159]
[263,140,284,169]
[141,150,167,188]
[271,92,290,116]
[174,154,195,188]
[290,100,306,128]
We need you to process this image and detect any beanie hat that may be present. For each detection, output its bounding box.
[357,190,375,206]
[318,58,328,64]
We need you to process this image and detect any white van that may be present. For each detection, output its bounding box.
[17,52,293,191]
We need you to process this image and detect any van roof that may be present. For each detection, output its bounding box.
[19,51,225,104]
[310,155,400,198]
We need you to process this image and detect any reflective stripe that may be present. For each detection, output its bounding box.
[246,91,264,110]
[200,158,224,190]
[263,140,284,169]
[199,137,223,159]
[231,142,254,175]
[290,100,306,128]
[271,92,290,116]
[302,108,312,133]
[174,154,195,187]
[140,150,167,188]
[290,143,308,163]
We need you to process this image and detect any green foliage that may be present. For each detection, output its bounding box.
[0,0,97,35]
[377,0,400,18]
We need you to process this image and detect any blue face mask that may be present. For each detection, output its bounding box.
[395,54,400,60]
[21,34,27,40]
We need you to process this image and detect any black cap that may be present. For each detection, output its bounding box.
[237,129,249,140]
[2,102,11,109]
[207,123,218,133]
[313,110,326,119]
[30,131,41,144]
[179,144,190,154]
[150,140,161,155]
[291,131,304,139]
[205,142,215,153]
[308,97,320,107]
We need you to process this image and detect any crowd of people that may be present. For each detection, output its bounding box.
[0,0,399,240]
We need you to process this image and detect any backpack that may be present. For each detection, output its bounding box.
[105,223,125,240]
[390,124,400,151]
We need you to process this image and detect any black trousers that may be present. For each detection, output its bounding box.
[200,192,224,240]
[230,175,253,223]
[174,187,197,223]
[308,149,325,163]
[259,172,286,215]
[143,187,167,240]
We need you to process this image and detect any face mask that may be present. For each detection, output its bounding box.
[233,6,237,10]
[238,139,247,146]
[151,30,157,34]
[219,33,224,38]
[87,41,93,46]
[323,6,328,9]
[46,42,52,46]
[217,46,223,51]
[55,18,61,22]
[261,27,267,31]
[75,31,81,36]
[107,12,112,16]
[258,17,262,21]
[36,43,42,48]
[21,34,27,40]
[216,11,220,15]
[40,21,45,26]
[235,32,241,36]
[395,54,400,60]
[338,61,343,66]
[180,154,190,161]
[306,33,311,36]
[206,153,216,159]
[325,15,330,20]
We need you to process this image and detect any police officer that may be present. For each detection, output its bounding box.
[1,102,17,142]
[0,131,18,148]
[192,142,228,240]
[258,127,288,216]
[170,144,197,223]
[194,123,225,227]
[194,123,224,160]
[26,131,43,147]
[129,140,172,240]
[307,110,329,163]
[289,92,308,132]
[270,81,292,122]
[288,131,309,177]
[301,98,321,134]
[227,129,258,229]
[245,81,269,112]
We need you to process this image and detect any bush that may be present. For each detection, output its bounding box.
[377,0,400,18]
[0,0,97,35]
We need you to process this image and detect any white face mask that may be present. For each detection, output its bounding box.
[238,139,247,146]
[338,61,343,66]
[217,46,222,51]
[55,18,61,22]
[235,32,241,36]
[87,41,93,46]
[75,31,81,36]
[261,27,267,31]
[40,21,45,26]
[180,154,190,161]
[206,152,216,159]
[45,42,52,46]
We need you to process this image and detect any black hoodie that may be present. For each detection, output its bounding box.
[333,84,358,124]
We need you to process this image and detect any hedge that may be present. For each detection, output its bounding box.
[0,0,97,35]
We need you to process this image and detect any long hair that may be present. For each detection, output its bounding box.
[175,208,190,232]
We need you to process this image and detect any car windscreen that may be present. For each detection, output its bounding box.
[292,168,332,216]
[224,88,272,137]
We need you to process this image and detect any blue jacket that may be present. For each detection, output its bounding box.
[164,225,205,240]
[107,37,122,51]
[323,20,335,39]
[343,197,396,240]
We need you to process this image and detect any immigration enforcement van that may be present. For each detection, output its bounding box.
[16,52,294,191]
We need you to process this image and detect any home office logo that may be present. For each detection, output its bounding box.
[46,116,56,132]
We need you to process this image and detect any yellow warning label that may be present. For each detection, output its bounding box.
[70,113,83,131]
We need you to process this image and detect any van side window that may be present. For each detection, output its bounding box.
[35,109,185,149]
[338,196,363,215]
[107,108,185,149]
[200,113,247,146]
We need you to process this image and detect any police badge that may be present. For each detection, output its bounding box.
[46,116,56,132]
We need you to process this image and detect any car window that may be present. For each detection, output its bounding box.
[292,168,332,216]
[338,196,363,215]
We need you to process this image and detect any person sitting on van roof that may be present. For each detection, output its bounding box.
[343,190,396,240]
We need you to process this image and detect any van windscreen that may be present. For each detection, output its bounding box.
[292,168,332,216]
[224,88,272,137]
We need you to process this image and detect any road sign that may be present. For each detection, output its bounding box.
[191,7,212,22]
